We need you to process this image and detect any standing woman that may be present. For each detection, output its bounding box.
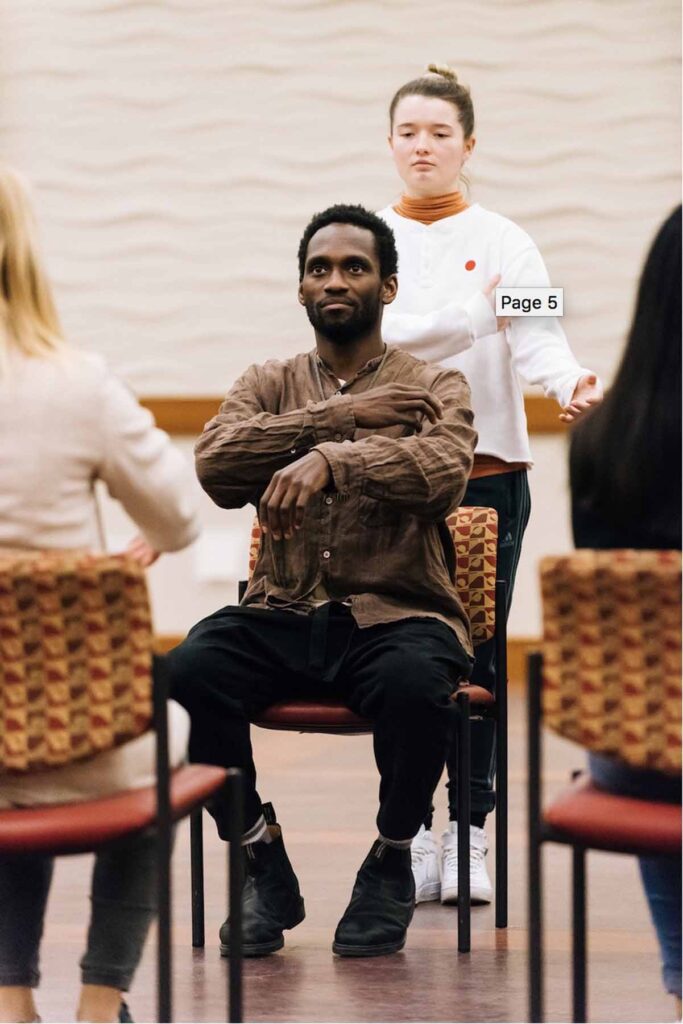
[377,65,604,904]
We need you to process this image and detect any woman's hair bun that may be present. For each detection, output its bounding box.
[426,63,458,82]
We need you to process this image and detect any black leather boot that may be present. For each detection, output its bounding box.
[220,803,305,957]
[332,840,415,957]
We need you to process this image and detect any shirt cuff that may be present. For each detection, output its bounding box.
[464,291,498,340]
[314,440,357,493]
[306,393,356,443]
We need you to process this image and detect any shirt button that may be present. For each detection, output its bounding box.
[322,550,331,559]
[290,449,296,454]
[334,432,343,441]
[324,495,333,505]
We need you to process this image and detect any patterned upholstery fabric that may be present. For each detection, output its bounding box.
[540,550,682,775]
[247,505,499,646]
[447,506,498,644]
[0,550,153,774]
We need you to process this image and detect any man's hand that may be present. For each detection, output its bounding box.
[483,274,511,333]
[125,534,160,567]
[351,383,444,431]
[559,373,604,424]
[260,450,331,540]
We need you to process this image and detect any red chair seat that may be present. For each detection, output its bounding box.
[544,778,682,856]
[254,700,370,734]
[254,686,496,735]
[0,764,227,855]
[455,684,496,707]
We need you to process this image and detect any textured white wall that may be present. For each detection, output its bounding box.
[1,1,680,636]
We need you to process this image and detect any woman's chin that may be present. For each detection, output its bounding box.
[406,179,448,198]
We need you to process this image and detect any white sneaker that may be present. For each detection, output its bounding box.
[440,822,493,905]
[411,825,441,903]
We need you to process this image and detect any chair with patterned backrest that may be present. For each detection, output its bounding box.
[0,549,243,1024]
[527,550,682,1023]
[222,504,507,952]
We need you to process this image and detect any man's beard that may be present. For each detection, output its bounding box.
[305,295,381,343]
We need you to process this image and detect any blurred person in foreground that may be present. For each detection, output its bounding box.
[570,206,682,1014]
[0,164,200,1024]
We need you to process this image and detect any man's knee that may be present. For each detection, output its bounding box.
[378,649,454,716]
[163,635,214,708]
[163,613,265,714]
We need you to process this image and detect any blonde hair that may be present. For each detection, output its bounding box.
[426,63,458,81]
[0,164,66,366]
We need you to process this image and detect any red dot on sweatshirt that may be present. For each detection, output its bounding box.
[465,260,476,271]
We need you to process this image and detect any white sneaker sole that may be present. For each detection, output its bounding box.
[415,881,441,903]
[440,885,492,906]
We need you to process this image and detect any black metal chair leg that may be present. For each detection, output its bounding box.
[153,656,173,1023]
[191,807,205,948]
[572,845,587,1023]
[226,769,244,1024]
[156,829,172,1024]
[528,651,544,1024]
[456,690,471,953]
[495,579,508,929]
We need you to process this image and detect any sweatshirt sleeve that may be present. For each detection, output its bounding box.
[98,373,200,552]
[315,370,476,522]
[503,244,598,407]
[194,363,357,508]
[381,290,497,360]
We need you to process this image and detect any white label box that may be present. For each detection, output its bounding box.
[495,287,564,317]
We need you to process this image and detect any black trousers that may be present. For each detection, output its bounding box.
[426,469,531,827]
[166,603,471,842]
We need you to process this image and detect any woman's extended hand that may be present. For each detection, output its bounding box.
[559,373,604,423]
[125,534,161,567]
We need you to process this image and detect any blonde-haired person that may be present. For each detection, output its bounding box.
[376,66,603,906]
[0,165,199,1024]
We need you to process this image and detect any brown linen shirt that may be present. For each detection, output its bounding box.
[195,345,477,654]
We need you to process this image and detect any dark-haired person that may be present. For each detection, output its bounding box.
[570,206,682,1014]
[374,63,604,906]
[167,204,477,959]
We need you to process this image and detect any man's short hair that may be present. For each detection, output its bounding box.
[297,204,399,281]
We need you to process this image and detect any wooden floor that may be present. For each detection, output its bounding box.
[37,690,674,1023]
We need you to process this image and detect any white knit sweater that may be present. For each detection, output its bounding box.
[0,349,200,552]
[0,347,198,805]
[378,203,594,464]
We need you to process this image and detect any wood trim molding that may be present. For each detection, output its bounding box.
[506,636,541,685]
[523,395,568,434]
[140,395,567,436]
[154,634,540,686]
[154,635,184,655]
[139,398,216,435]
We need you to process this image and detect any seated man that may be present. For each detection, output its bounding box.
[167,203,477,958]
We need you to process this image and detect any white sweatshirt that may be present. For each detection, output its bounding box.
[378,203,593,464]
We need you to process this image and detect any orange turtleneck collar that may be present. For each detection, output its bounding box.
[393,190,468,225]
